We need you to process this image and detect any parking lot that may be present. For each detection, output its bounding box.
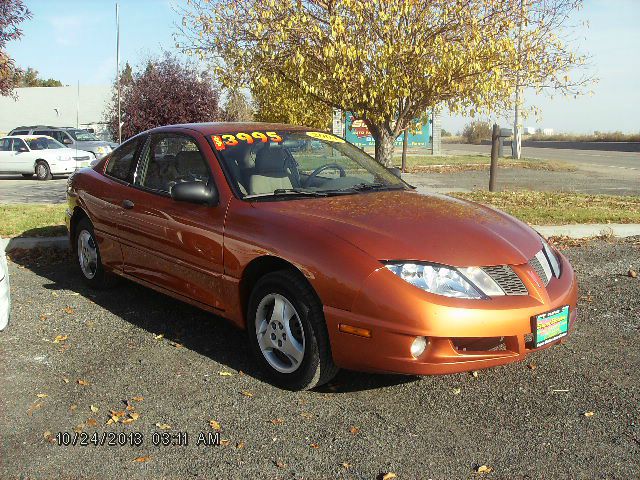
[1,239,638,479]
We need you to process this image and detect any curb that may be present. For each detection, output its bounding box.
[1,236,68,252]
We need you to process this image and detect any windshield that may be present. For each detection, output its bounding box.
[212,130,406,199]
[67,129,99,141]
[26,137,66,150]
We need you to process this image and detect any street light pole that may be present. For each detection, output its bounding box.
[116,2,121,144]
[512,0,525,160]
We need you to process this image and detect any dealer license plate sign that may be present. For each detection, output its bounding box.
[533,305,569,347]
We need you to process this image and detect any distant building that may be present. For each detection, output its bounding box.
[524,126,537,135]
[0,86,113,140]
[536,127,555,136]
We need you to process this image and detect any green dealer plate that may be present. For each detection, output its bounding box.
[533,305,569,348]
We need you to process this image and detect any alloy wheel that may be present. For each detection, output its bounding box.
[77,230,98,279]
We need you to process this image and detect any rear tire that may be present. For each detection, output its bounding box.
[75,217,117,288]
[247,270,338,390]
[35,161,52,180]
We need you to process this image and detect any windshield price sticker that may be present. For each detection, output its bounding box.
[306,131,345,143]
[212,131,282,151]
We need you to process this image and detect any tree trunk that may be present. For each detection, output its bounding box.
[371,126,396,167]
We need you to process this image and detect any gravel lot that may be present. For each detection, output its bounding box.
[1,240,638,479]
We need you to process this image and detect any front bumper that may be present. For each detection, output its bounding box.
[51,162,78,175]
[324,252,578,375]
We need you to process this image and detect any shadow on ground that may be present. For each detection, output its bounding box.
[8,248,417,393]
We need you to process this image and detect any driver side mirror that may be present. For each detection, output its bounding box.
[171,181,219,206]
[63,138,73,145]
[17,146,28,153]
[388,167,402,178]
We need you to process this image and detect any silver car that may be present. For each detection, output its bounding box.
[9,126,113,160]
[0,242,10,331]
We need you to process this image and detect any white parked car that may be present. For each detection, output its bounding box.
[0,242,9,331]
[0,135,93,180]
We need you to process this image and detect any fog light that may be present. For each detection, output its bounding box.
[410,336,427,358]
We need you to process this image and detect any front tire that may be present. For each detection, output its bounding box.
[247,270,338,390]
[75,217,116,288]
[35,160,52,180]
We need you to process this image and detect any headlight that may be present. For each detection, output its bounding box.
[385,262,488,299]
[540,238,561,277]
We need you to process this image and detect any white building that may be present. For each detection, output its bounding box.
[0,85,113,140]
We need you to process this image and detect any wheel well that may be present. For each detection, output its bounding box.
[239,256,319,321]
[69,207,88,252]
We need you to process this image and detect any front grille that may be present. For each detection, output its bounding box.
[529,255,549,285]
[529,250,552,285]
[482,265,528,295]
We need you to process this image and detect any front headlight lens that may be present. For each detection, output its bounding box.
[96,146,105,153]
[385,263,484,299]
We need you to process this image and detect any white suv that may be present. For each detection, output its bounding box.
[0,135,93,180]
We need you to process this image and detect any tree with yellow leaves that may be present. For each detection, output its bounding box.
[179,0,588,166]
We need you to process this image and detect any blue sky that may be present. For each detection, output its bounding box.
[6,0,640,134]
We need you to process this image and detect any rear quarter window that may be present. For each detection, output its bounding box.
[104,138,140,182]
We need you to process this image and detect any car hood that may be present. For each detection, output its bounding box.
[254,190,542,267]
[74,140,110,150]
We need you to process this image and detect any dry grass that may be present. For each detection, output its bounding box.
[526,131,640,142]
[450,191,640,225]
[395,154,574,173]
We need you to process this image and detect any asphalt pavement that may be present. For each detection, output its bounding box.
[1,239,638,479]
[444,143,640,171]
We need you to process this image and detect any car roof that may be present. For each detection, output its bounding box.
[145,122,314,136]
[10,126,78,131]
[3,135,53,139]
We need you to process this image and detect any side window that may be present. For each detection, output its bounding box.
[0,139,11,151]
[33,130,49,136]
[105,138,139,181]
[12,139,27,151]
[12,130,28,135]
[136,134,210,193]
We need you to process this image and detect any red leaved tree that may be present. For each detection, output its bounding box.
[106,54,221,141]
[0,0,32,97]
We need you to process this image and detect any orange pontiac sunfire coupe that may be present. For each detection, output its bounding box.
[66,123,577,390]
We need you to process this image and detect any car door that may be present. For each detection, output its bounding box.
[0,138,16,173]
[84,137,143,271]
[117,131,227,311]
[11,138,34,173]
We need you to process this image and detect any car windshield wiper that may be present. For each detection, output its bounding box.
[337,182,405,192]
[244,188,328,199]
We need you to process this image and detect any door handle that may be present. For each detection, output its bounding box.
[122,199,135,209]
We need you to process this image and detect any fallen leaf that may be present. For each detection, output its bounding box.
[130,412,140,420]
[156,423,171,430]
[86,418,98,427]
[111,410,126,418]
[73,423,84,433]
[274,460,285,469]
[349,426,360,435]
[527,363,537,370]
[43,431,53,440]
[309,443,320,449]
[471,370,479,378]
[382,473,397,480]
[40,314,48,321]
[133,456,151,463]
[63,307,74,315]
[36,393,48,398]
[218,371,233,376]
[154,334,164,340]
[126,405,135,411]
[132,396,144,402]
[341,462,352,470]
[69,404,77,412]
[77,379,89,386]
[53,335,68,343]
[90,405,99,413]
[584,411,595,417]
[241,390,254,398]
[209,420,221,431]
[452,387,461,395]
[628,269,638,278]
[475,465,493,474]
[300,412,314,419]
[27,403,43,416]
[235,441,244,449]
[220,438,230,446]
[63,377,70,384]
[121,418,135,425]
[270,418,284,425]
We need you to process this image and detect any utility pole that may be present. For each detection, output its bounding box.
[489,123,500,192]
[116,2,122,144]
[512,0,525,160]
